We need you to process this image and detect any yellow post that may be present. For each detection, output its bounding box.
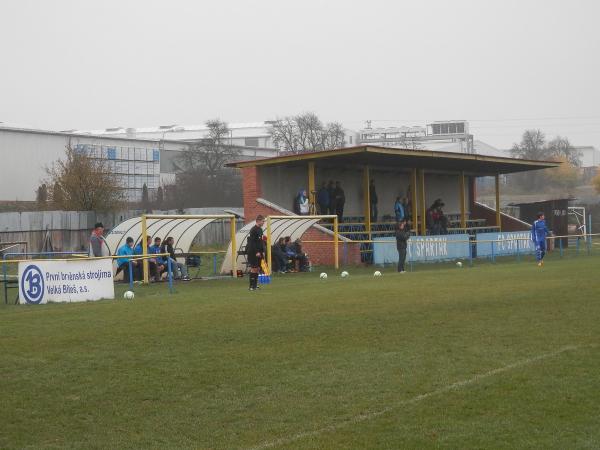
[333,215,339,270]
[230,217,237,275]
[363,165,371,240]
[411,168,418,234]
[495,173,501,231]
[308,162,316,213]
[266,216,272,273]
[141,215,149,284]
[419,169,427,236]
[459,171,466,229]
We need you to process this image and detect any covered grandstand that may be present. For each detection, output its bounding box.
[228,145,559,264]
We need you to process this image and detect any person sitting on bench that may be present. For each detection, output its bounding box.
[160,236,190,281]
[116,237,140,282]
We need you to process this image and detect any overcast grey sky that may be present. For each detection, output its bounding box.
[1,0,599,149]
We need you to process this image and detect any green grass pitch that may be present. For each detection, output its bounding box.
[1,254,599,449]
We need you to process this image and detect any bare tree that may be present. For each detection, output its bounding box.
[510,129,547,160]
[45,143,124,211]
[546,136,580,166]
[173,119,243,207]
[178,119,241,177]
[270,112,346,153]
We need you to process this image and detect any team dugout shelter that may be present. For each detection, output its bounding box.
[227,145,558,266]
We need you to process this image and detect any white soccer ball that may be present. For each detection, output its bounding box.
[373,270,382,277]
[319,272,328,279]
[340,271,349,278]
[123,290,135,300]
[456,261,463,268]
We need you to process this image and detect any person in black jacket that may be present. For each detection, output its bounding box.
[271,237,289,273]
[369,179,378,222]
[333,181,345,222]
[160,236,190,281]
[246,215,266,290]
[395,220,410,273]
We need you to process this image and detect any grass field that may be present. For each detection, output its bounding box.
[1,253,599,449]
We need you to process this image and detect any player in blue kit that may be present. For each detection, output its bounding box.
[531,212,549,267]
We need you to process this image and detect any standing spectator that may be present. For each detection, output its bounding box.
[89,222,110,257]
[316,182,330,215]
[395,220,410,273]
[295,189,310,215]
[327,180,336,215]
[116,237,140,282]
[333,181,345,222]
[394,196,405,223]
[160,236,190,280]
[135,236,161,282]
[402,197,410,221]
[369,179,378,222]
[246,215,266,291]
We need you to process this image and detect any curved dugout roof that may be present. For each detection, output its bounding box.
[221,217,322,273]
[105,216,231,255]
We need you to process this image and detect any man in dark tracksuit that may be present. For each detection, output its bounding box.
[246,215,266,291]
[395,220,410,273]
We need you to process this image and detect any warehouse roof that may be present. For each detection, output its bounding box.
[227,145,559,175]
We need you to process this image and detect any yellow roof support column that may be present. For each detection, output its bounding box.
[363,165,371,240]
[230,216,237,276]
[141,215,149,284]
[418,169,427,236]
[495,174,501,231]
[460,171,466,229]
[411,168,418,235]
[308,162,316,214]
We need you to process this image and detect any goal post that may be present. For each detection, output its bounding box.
[140,214,237,284]
[265,215,339,272]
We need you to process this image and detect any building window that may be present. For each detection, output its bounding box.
[245,137,259,147]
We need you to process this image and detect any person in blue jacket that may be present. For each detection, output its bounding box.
[531,212,549,266]
[135,235,162,281]
[394,196,405,222]
[116,236,139,281]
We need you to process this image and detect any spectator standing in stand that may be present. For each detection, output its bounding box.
[369,179,378,222]
[333,181,346,222]
[316,182,330,216]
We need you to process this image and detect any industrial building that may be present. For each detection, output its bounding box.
[0,124,277,202]
[358,120,478,154]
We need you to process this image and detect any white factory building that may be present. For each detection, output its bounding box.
[0,124,190,202]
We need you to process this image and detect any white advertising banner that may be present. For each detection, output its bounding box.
[18,258,115,304]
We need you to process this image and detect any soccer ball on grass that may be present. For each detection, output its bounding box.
[456,261,463,268]
[340,271,349,278]
[319,272,328,279]
[123,290,135,300]
[373,270,382,277]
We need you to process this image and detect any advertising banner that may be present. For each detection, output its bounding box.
[476,231,535,258]
[373,234,471,265]
[18,258,115,304]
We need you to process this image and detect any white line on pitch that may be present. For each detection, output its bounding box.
[246,344,585,450]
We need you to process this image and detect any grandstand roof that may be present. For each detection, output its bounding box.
[227,145,559,175]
